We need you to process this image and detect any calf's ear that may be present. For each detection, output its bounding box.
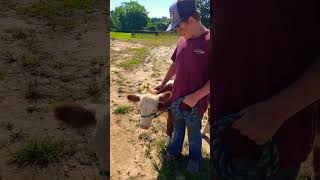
[158,91,172,104]
[127,94,140,102]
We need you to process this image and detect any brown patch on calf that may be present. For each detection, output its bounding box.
[127,94,140,102]
[159,91,172,104]
[53,103,96,128]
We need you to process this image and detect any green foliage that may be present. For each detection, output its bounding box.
[112,1,149,31]
[196,0,210,28]
[149,17,171,31]
[8,136,77,168]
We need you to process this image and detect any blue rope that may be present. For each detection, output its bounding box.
[212,114,280,179]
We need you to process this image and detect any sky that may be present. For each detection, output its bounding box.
[110,0,174,18]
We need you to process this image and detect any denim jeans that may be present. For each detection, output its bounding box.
[213,157,301,180]
[167,108,203,162]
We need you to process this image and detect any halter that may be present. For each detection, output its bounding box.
[212,113,279,179]
[141,111,165,118]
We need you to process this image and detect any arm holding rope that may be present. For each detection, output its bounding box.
[183,80,210,107]
[232,57,320,145]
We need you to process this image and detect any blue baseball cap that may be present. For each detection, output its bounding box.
[166,0,197,31]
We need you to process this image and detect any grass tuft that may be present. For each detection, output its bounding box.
[8,136,78,168]
[113,105,133,114]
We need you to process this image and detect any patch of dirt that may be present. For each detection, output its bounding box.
[110,40,143,52]
[0,0,108,179]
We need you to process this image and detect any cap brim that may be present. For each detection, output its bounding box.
[166,19,181,32]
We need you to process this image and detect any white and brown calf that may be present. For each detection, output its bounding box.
[127,80,210,145]
[53,103,109,180]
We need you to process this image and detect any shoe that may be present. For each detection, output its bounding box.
[186,160,199,174]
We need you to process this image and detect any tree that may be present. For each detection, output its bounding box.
[196,0,210,28]
[110,10,120,30]
[112,1,149,31]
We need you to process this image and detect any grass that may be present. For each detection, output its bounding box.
[17,0,95,31]
[8,136,78,168]
[118,47,148,70]
[148,139,210,180]
[111,32,179,43]
[119,58,141,70]
[113,105,133,114]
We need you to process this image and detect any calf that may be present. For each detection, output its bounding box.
[127,80,210,145]
[53,103,109,180]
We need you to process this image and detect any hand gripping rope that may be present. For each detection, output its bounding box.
[212,113,280,180]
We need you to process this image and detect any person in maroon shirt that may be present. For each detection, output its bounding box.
[152,0,210,174]
[211,0,320,179]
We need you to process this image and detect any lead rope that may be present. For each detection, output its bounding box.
[212,114,280,179]
[168,96,200,121]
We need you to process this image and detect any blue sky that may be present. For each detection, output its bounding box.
[110,0,175,18]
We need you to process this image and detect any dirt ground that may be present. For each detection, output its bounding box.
[0,0,108,179]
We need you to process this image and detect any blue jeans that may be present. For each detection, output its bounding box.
[213,157,300,180]
[167,109,203,162]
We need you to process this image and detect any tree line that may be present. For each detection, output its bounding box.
[110,0,210,32]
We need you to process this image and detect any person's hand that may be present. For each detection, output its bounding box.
[231,101,285,145]
[151,83,165,94]
[183,94,199,108]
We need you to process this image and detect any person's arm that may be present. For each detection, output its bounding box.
[152,62,176,93]
[160,62,176,87]
[232,57,320,145]
[183,80,210,107]
[267,57,320,122]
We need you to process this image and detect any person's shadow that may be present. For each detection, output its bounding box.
[154,135,210,180]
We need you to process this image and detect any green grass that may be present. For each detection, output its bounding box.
[111,32,179,42]
[118,47,148,70]
[113,105,133,114]
[8,136,78,168]
[119,58,141,69]
[149,139,210,180]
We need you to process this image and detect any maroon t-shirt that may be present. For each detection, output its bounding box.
[211,0,320,168]
[171,30,210,115]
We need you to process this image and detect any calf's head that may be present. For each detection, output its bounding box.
[127,91,172,129]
